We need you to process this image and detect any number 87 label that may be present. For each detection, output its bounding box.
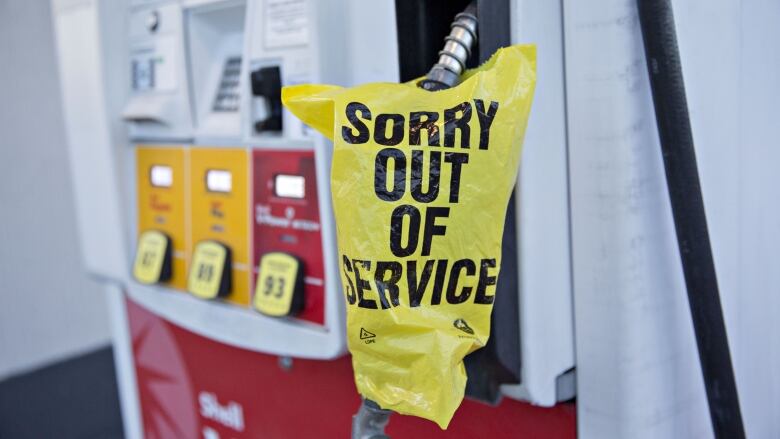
[133,230,172,284]
[253,252,304,317]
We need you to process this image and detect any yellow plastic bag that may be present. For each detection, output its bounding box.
[283,45,536,428]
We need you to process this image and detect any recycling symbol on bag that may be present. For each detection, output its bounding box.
[453,319,474,335]
[360,328,376,344]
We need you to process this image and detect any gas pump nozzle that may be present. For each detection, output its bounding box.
[351,398,392,439]
[417,2,478,91]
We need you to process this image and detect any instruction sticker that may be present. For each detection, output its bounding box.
[282,45,536,428]
[264,0,309,49]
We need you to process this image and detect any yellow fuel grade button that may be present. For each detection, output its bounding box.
[133,230,172,285]
[188,240,232,300]
[253,252,304,317]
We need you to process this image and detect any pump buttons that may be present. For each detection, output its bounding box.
[188,240,232,300]
[133,230,172,285]
[250,66,282,133]
[253,252,304,317]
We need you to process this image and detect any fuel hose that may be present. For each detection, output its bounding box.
[636,1,745,437]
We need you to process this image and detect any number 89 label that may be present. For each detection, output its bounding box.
[188,240,231,300]
[253,252,304,317]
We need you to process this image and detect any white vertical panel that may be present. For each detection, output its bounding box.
[0,0,112,379]
[52,1,140,438]
[566,0,780,436]
[501,0,575,406]
[563,0,711,437]
[105,285,143,439]
[732,1,780,436]
[345,0,399,85]
[52,0,130,281]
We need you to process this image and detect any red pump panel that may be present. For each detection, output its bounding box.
[251,149,325,325]
[128,298,576,438]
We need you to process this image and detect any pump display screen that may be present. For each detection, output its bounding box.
[206,170,232,193]
[149,165,173,188]
[274,174,305,199]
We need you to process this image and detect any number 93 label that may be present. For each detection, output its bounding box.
[253,252,304,317]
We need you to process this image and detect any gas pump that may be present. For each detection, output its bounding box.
[49,0,780,436]
[53,0,578,436]
[54,0,397,435]
[124,0,354,360]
